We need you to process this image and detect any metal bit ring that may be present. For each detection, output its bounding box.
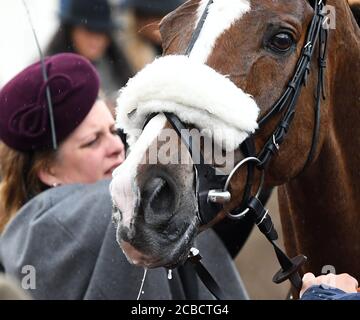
[224,157,265,220]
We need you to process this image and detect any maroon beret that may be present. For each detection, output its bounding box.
[0,53,100,152]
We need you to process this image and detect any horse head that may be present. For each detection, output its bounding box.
[110,0,360,273]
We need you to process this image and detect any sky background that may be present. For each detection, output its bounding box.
[0,0,59,86]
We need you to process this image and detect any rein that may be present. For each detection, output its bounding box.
[152,0,329,299]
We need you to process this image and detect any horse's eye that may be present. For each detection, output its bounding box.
[268,33,294,53]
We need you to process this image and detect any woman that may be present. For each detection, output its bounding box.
[46,0,133,110]
[117,0,186,71]
[0,53,248,300]
[0,53,125,230]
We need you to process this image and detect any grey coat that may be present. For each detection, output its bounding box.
[0,180,248,300]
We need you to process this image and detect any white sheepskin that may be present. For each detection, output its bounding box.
[116,55,259,151]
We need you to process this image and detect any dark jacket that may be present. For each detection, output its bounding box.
[301,285,360,300]
[0,180,248,300]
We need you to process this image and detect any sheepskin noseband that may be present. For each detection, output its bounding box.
[116,55,259,151]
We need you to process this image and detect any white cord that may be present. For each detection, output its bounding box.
[136,268,148,300]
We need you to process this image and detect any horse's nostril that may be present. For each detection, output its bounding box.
[142,177,176,220]
[150,178,173,212]
[119,226,132,243]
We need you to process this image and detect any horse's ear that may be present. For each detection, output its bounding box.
[160,0,200,54]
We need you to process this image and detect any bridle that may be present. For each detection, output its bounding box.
[145,0,328,299]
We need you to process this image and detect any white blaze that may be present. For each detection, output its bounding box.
[110,115,167,229]
[190,0,251,63]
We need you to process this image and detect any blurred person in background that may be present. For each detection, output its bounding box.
[46,0,133,111]
[116,0,186,71]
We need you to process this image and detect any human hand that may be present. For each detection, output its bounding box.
[300,273,359,298]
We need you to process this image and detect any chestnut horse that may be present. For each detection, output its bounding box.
[111,0,360,290]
